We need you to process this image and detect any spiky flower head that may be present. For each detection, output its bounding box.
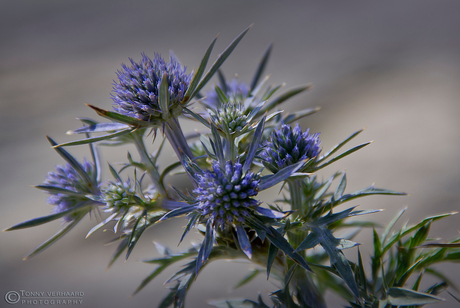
[111,53,192,124]
[262,124,321,173]
[204,79,249,109]
[209,102,250,136]
[45,159,97,221]
[193,160,260,231]
[102,179,137,212]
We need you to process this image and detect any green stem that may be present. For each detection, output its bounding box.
[163,118,197,187]
[287,179,326,308]
[133,132,166,196]
[227,135,237,162]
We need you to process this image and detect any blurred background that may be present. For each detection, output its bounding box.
[1,0,460,307]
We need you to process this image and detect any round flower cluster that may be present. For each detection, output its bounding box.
[45,160,95,221]
[102,180,136,212]
[262,124,321,173]
[205,79,249,108]
[111,53,192,123]
[193,161,260,230]
[209,102,249,135]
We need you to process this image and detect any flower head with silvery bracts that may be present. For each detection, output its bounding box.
[102,179,137,213]
[204,79,249,109]
[262,123,322,174]
[209,102,250,136]
[193,160,260,231]
[44,159,98,221]
[111,53,192,124]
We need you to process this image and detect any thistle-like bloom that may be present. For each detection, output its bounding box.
[102,179,136,212]
[209,102,250,136]
[111,53,192,123]
[262,124,321,173]
[45,159,97,221]
[193,161,260,230]
[204,79,249,108]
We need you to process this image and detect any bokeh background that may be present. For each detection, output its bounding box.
[2,1,460,307]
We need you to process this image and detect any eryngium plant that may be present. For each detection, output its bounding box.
[5,25,460,308]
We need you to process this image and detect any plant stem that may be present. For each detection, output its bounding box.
[287,179,326,308]
[133,132,166,196]
[163,118,197,187]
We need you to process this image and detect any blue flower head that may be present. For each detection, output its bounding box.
[111,53,192,123]
[193,160,260,231]
[45,159,96,221]
[262,124,321,173]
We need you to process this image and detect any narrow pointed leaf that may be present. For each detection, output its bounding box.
[314,207,356,226]
[47,136,93,185]
[234,269,261,290]
[88,137,102,183]
[357,248,368,294]
[214,85,229,104]
[283,107,321,124]
[318,142,372,170]
[5,202,92,231]
[334,173,347,201]
[384,207,407,247]
[295,233,320,252]
[258,159,305,191]
[260,84,312,114]
[314,175,334,200]
[107,237,129,269]
[132,264,169,296]
[108,163,122,183]
[86,104,150,127]
[68,123,130,134]
[183,36,218,102]
[33,185,85,196]
[266,243,278,279]
[321,129,365,161]
[243,115,265,173]
[236,224,252,259]
[211,124,225,167]
[245,216,311,272]
[192,25,252,98]
[86,212,118,238]
[53,129,134,147]
[159,205,196,221]
[216,69,227,93]
[158,72,170,117]
[250,43,273,92]
[23,212,87,260]
[183,107,211,128]
[179,212,200,245]
[254,207,286,219]
[387,287,445,305]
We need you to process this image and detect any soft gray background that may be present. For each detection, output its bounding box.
[1,1,460,307]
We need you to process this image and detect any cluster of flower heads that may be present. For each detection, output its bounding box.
[111,53,192,122]
[193,160,260,230]
[262,123,322,173]
[204,79,249,108]
[45,160,95,221]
